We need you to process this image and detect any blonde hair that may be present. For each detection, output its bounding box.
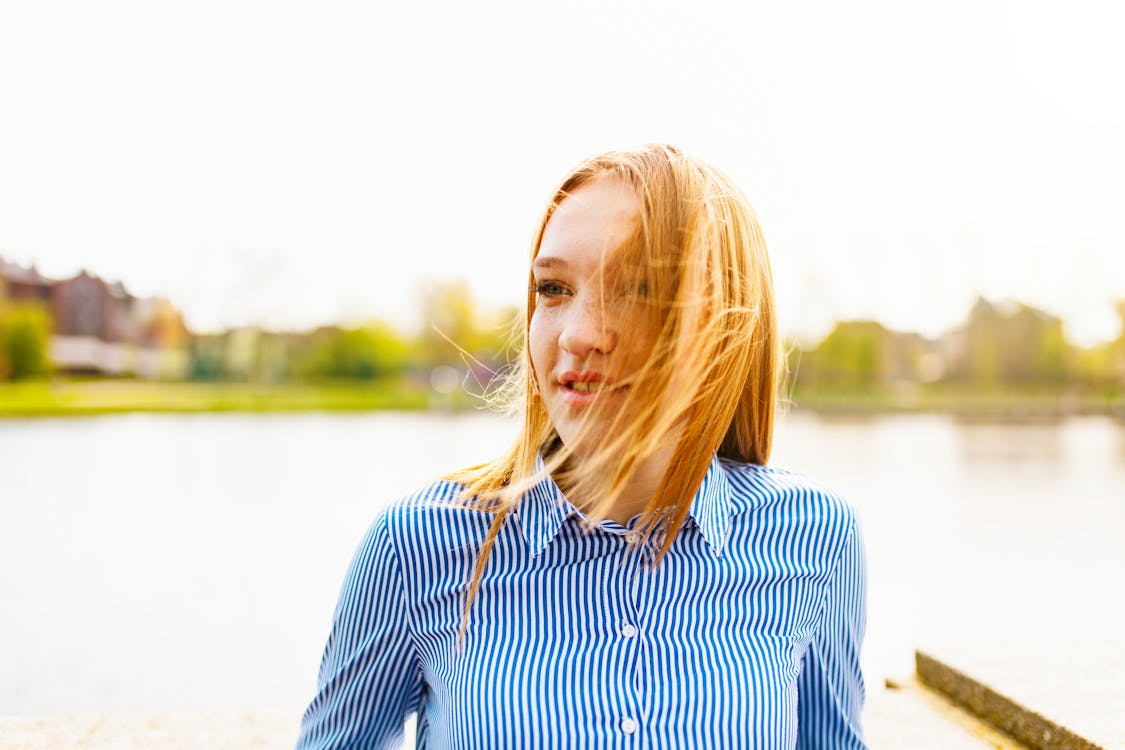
[448,143,780,636]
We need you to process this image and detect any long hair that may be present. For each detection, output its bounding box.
[448,144,781,636]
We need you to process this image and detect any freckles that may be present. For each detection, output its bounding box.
[529,308,559,342]
[527,312,555,374]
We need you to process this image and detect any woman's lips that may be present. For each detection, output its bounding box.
[557,380,628,407]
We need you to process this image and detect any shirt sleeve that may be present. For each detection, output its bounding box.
[296,510,425,750]
[796,518,868,749]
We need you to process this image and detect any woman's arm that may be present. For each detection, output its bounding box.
[796,518,868,750]
[296,510,424,750]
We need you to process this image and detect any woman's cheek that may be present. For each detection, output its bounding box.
[527,310,554,375]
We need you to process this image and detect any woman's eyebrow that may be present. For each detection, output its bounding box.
[532,256,569,271]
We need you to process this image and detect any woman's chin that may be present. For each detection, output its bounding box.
[551,428,618,462]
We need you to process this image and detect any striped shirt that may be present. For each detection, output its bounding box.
[297,456,867,749]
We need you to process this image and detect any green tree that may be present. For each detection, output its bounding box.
[418,279,520,374]
[807,321,888,388]
[294,322,410,381]
[1110,300,1125,384]
[0,303,52,380]
[1029,313,1068,383]
[420,279,481,367]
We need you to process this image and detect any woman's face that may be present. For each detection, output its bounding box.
[529,177,658,456]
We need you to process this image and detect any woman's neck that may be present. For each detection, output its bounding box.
[557,441,678,527]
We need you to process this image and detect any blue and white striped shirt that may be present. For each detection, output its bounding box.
[297,456,867,749]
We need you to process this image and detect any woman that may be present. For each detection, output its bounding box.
[297,144,867,749]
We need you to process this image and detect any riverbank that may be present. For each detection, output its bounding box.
[0,379,479,417]
[2,378,1122,419]
[788,383,1124,419]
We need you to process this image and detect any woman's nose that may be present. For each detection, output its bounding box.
[558,294,617,357]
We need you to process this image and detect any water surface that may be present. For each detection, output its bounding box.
[1,411,1122,741]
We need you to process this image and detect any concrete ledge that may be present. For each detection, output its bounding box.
[915,651,1104,750]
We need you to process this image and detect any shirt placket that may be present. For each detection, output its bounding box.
[607,526,649,744]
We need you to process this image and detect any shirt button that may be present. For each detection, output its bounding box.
[620,623,638,638]
[620,717,638,734]
[624,532,641,545]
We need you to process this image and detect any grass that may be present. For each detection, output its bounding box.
[1,378,1122,419]
[0,378,484,418]
[787,382,1124,419]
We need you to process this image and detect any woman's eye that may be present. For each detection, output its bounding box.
[534,281,569,297]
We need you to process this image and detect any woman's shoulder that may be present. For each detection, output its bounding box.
[381,477,469,514]
[370,478,493,561]
[714,460,861,573]
[717,458,859,538]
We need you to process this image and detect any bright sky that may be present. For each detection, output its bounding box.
[1,0,1123,345]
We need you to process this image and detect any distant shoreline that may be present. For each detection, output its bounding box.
[787,385,1125,421]
[1,379,1122,420]
[0,379,458,418]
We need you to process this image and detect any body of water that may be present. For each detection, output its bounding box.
[1,411,1122,742]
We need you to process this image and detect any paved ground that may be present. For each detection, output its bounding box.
[0,713,296,750]
[865,677,1029,749]
[917,641,1122,750]
[0,682,1029,750]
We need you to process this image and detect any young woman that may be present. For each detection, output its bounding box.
[296,144,867,749]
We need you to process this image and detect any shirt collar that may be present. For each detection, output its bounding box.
[515,454,734,559]
[516,454,574,558]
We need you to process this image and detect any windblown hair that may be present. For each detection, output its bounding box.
[448,143,781,636]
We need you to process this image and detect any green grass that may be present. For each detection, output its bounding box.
[1,378,1121,419]
[786,382,1124,419]
[0,379,485,418]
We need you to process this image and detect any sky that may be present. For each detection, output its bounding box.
[1,0,1123,346]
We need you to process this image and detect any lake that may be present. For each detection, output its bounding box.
[1,411,1122,742]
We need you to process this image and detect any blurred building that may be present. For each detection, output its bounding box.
[792,320,944,388]
[0,256,190,378]
[941,296,1070,383]
[187,327,297,383]
[0,258,54,305]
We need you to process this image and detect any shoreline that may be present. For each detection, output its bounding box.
[2,379,1122,420]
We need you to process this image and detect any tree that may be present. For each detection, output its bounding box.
[294,322,411,381]
[1111,300,1125,384]
[804,321,888,388]
[418,279,520,377]
[0,303,52,380]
